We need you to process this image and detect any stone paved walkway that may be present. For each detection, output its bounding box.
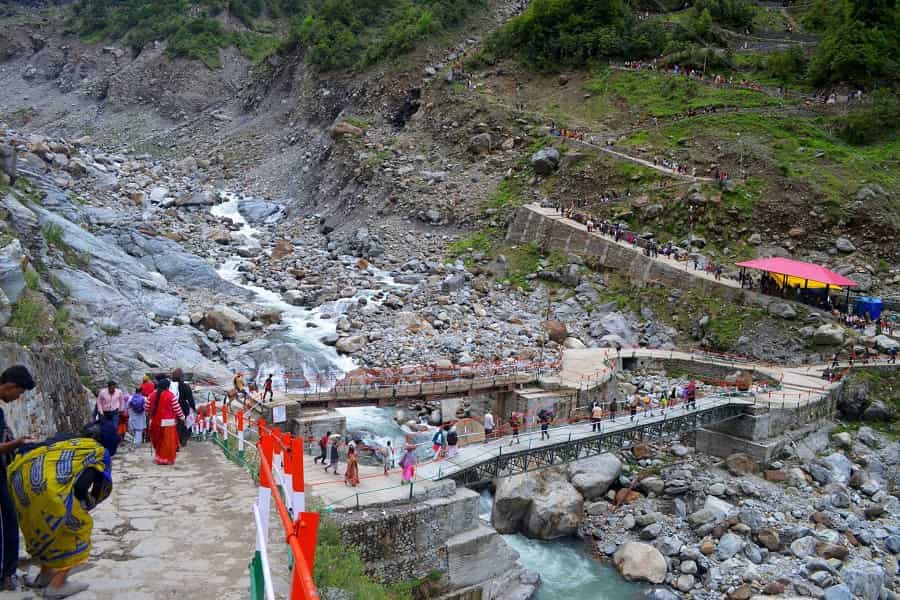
[0,441,287,600]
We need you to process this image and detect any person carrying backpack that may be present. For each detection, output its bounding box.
[432,427,446,460]
[314,431,331,465]
[128,388,147,448]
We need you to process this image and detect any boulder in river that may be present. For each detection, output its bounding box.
[568,453,621,501]
[613,541,667,584]
[492,469,582,540]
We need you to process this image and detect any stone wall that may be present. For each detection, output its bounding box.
[330,486,481,583]
[329,484,534,598]
[0,342,93,438]
[506,206,788,312]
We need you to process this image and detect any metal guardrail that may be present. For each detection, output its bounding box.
[440,401,749,487]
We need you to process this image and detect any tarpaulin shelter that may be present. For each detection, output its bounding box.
[736,257,858,311]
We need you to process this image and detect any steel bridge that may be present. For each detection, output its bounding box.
[437,399,752,488]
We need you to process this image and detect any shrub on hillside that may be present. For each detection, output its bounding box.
[833,90,900,145]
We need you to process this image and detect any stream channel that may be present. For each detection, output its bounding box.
[211,195,644,598]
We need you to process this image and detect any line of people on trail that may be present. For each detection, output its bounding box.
[313,430,417,487]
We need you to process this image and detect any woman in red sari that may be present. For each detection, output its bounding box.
[144,378,185,465]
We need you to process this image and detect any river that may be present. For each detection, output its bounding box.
[211,194,642,598]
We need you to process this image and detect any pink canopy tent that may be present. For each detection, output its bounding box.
[735,257,858,288]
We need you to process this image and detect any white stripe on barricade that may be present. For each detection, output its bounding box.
[257,486,272,550]
[252,502,277,600]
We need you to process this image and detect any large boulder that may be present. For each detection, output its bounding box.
[530,148,560,175]
[725,453,757,475]
[202,306,251,339]
[569,453,622,500]
[813,324,845,346]
[335,335,367,355]
[767,301,797,319]
[493,470,583,540]
[613,542,667,584]
[861,401,893,422]
[808,452,854,486]
[238,198,283,224]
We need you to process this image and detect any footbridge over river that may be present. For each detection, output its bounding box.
[251,346,878,496]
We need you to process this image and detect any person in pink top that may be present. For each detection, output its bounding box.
[96,381,124,424]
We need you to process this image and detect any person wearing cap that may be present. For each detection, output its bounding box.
[96,381,124,427]
[0,365,37,590]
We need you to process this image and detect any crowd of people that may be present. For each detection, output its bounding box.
[0,364,207,597]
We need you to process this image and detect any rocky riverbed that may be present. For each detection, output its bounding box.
[2,128,689,385]
[489,424,900,600]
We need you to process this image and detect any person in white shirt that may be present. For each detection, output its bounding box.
[483,412,495,442]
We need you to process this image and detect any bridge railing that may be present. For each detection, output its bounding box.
[219,357,562,397]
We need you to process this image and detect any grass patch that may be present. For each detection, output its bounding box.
[620,111,900,208]
[43,223,65,247]
[600,275,767,350]
[7,293,51,346]
[447,228,500,258]
[586,68,785,118]
[24,270,39,291]
[313,510,412,600]
[503,242,542,289]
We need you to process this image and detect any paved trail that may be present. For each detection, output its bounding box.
[0,442,287,600]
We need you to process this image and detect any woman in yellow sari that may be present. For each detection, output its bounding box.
[8,436,112,598]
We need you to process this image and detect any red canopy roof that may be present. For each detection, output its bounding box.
[735,257,858,287]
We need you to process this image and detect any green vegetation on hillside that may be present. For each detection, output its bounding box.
[587,68,783,117]
[802,0,900,86]
[72,0,482,70]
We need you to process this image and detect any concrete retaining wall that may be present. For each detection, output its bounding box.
[506,206,785,312]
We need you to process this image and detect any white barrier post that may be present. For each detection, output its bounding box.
[257,422,273,550]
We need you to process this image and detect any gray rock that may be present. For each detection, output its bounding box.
[767,301,798,319]
[813,453,853,485]
[0,240,26,305]
[237,198,283,223]
[680,559,697,574]
[530,148,561,176]
[822,584,852,600]
[738,507,764,533]
[791,536,819,558]
[835,237,856,253]
[716,533,744,560]
[657,536,683,556]
[842,559,885,600]
[441,273,466,294]
[857,427,882,449]
[862,401,893,422]
[813,324,845,345]
[335,335,366,355]
[832,432,852,449]
[643,588,680,600]
[569,453,622,501]
[885,535,900,554]
[640,523,663,540]
[674,574,694,592]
